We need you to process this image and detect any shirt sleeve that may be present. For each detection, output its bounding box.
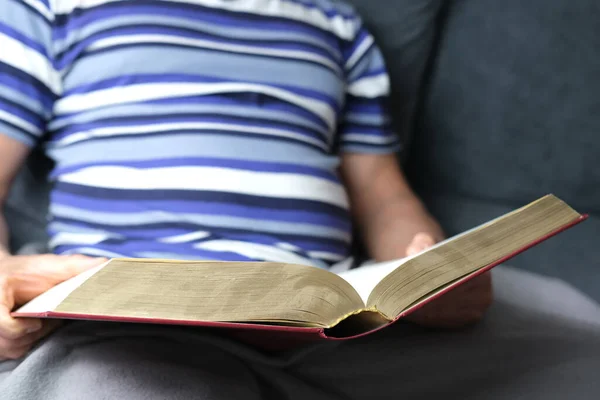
[337,20,401,154]
[0,0,59,147]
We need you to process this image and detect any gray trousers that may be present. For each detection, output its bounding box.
[1,266,599,400]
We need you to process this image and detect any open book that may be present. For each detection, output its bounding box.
[13,195,586,341]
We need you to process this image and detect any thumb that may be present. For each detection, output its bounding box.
[406,233,436,256]
[12,255,108,305]
[35,254,109,283]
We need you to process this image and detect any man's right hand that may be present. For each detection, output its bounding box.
[0,254,107,361]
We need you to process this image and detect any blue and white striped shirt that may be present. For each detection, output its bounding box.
[0,0,400,268]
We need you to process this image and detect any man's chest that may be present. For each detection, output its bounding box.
[53,0,348,116]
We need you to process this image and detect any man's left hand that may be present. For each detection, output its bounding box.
[405,271,493,329]
[403,232,493,329]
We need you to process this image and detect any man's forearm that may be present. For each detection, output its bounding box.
[341,153,444,261]
[362,193,444,261]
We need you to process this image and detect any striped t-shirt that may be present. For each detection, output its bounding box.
[0,0,400,268]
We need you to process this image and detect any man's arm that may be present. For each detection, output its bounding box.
[341,153,492,328]
[0,135,32,258]
[341,153,443,260]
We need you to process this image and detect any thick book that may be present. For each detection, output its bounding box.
[13,195,587,346]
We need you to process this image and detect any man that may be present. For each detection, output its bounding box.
[0,1,598,399]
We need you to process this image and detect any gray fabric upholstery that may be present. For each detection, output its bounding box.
[409,0,600,211]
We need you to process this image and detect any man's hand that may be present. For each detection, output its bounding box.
[0,254,107,360]
[341,153,493,328]
[402,233,493,328]
[405,271,493,329]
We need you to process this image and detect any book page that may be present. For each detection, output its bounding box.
[336,233,468,304]
[338,258,406,304]
[14,262,108,315]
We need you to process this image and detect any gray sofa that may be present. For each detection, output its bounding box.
[352,0,599,301]
[5,0,599,301]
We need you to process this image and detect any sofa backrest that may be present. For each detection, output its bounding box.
[4,150,52,252]
[407,0,600,215]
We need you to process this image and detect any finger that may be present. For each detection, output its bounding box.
[413,233,436,247]
[0,308,42,340]
[0,319,63,361]
[12,255,109,304]
[406,240,430,256]
[36,254,109,280]
[406,244,422,256]
[0,319,62,347]
[406,233,437,256]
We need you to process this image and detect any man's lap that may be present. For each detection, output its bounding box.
[291,266,600,399]
[1,266,599,400]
